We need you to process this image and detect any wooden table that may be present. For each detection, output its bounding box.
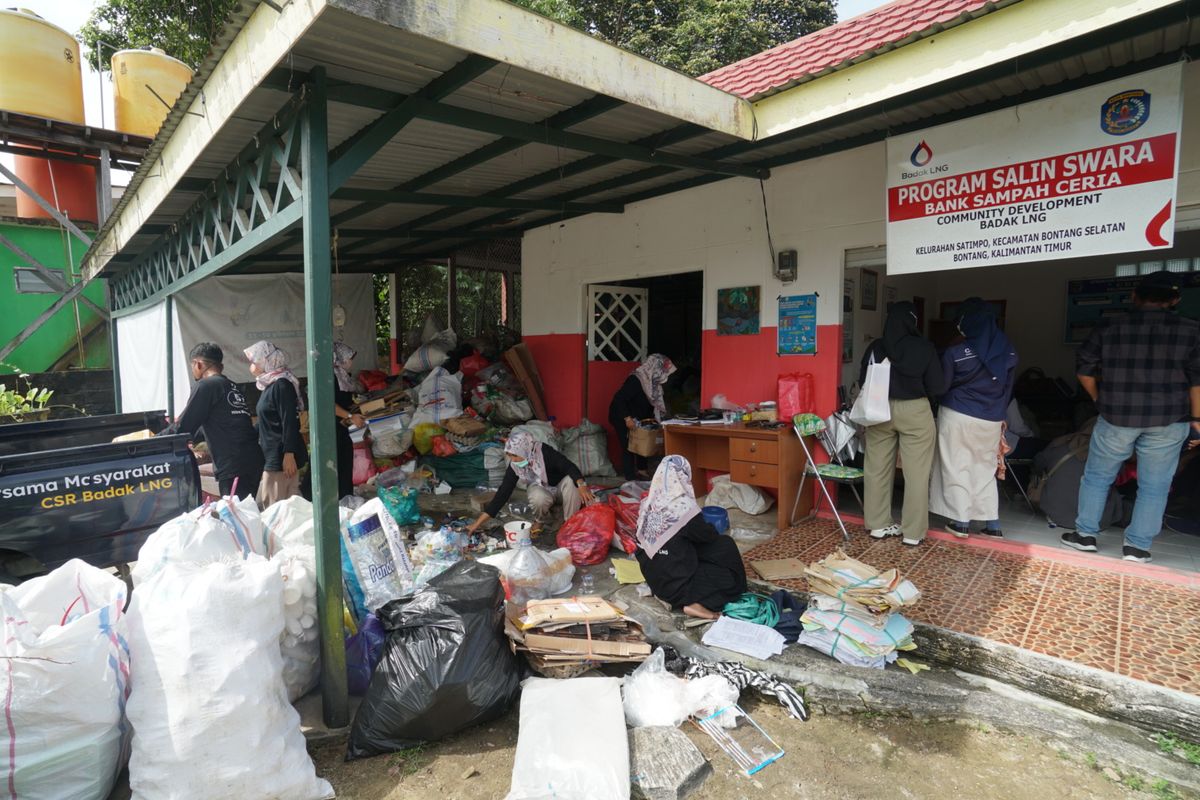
[663,423,811,531]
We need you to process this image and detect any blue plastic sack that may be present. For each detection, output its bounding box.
[346,613,386,696]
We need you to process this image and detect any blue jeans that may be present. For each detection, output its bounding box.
[1075,416,1188,550]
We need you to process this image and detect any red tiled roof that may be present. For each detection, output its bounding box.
[700,0,1006,100]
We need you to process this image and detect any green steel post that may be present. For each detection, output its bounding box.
[164,298,174,420]
[301,66,348,728]
[108,280,121,413]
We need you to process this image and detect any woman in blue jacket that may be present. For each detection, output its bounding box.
[930,298,1019,537]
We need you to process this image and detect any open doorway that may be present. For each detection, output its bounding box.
[839,237,1200,572]
[585,270,704,468]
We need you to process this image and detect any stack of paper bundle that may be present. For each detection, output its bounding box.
[797,549,921,669]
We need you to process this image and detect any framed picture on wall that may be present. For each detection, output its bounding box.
[860,269,878,311]
[716,286,761,335]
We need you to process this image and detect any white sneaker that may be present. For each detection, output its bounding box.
[902,537,922,546]
[870,524,901,539]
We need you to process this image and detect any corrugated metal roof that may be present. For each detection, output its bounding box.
[90,0,1200,277]
[700,0,1017,101]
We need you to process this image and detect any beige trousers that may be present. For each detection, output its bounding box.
[257,470,301,510]
[863,398,936,541]
[527,476,583,521]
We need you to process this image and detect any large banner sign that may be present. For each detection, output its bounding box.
[886,64,1183,275]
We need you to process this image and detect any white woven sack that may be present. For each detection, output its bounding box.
[126,555,333,800]
[0,560,130,800]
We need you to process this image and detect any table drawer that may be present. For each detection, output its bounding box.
[730,459,779,488]
[731,438,778,464]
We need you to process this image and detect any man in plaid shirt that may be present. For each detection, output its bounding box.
[1061,271,1200,562]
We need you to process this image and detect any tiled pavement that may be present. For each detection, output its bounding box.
[743,516,1200,696]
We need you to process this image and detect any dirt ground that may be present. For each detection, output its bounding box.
[311,699,1164,800]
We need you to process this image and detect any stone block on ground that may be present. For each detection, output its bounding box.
[629,726,712,800]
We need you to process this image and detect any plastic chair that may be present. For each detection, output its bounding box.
[790,413,863,544]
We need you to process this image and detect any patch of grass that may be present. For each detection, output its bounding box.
[1150,779,1178,800]
[387,745,431,781]
[1154,733,1200,766]
[1084,751,1098,769]
[1122,773,1144,792]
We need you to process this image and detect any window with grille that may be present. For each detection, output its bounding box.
[588,284,648,361]
[1115,257,1199,276]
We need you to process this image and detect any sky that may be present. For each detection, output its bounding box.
[838,0,890,21]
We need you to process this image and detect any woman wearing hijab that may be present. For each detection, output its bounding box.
[860,301,945,546]
[930,298,1019,537]
[466,431,597,533]
[609,354,677,479]
[302,342,366,500]
[634,455,747,620]
[245,340,308,508]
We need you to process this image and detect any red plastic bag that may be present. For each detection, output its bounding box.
[607,494,641,554]
[431,435,457,457]
[359,370,389,392]
[556,504,616,566]
[777,372,815,421]
[352,441,377,486]
[459,352,489,380]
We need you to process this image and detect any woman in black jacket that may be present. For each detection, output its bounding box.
[858,302,945,546]
[245,340,308,508]
[634,455,746,619]
[609,353,676,479]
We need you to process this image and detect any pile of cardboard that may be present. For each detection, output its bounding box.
[504,596,651,677]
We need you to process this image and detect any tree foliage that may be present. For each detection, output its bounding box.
[510,0,836,76]
[79,0,240,71]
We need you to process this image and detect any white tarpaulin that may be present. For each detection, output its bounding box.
[117,301,189,414]
[173,274,375,385]
[886,64,1183,275]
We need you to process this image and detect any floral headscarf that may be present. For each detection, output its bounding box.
[333,342,358,392]
[633,354,676,421]
[504,431,548,487]
[636,455,700,557]
[244,340,303,409]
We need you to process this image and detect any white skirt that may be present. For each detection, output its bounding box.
[929,406,1002,522]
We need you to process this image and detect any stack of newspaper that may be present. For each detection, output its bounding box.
[797,550,921,669]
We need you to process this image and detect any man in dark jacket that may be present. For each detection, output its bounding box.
[1061,271,1200,562]
[163,342,264,499]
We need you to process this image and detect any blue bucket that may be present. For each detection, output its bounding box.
[701,505,730,534]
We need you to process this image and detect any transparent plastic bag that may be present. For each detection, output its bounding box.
[506,541,553,604]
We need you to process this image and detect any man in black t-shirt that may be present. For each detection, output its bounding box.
[163,342,264,499]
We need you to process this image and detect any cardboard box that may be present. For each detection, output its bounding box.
[359,397,389,415]
[628,426,664,457]
[112,429,154,442]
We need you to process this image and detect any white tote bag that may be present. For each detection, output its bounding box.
[849,353,892,426]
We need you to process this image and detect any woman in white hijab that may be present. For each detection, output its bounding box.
[244,340,307,508]
[609,353,676,479]
[635,455,746,619]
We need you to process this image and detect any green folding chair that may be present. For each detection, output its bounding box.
[791,413,863,544]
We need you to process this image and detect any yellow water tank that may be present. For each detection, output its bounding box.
[0,8,85,122]
[0,9,96,223]
[112,48,192,138]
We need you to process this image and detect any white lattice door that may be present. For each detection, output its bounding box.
[587,284,648,361]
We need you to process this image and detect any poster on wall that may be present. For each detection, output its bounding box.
[860,268,878,310]
[778,294,817,355]
[842,279,854,363]
[1065,272,1200,343]
[886,63,1183,275]
[717,286,761,335]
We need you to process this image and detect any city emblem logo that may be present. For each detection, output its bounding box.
[1101,89,1150,136]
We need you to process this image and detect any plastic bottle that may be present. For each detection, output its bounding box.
[580,569,595,595]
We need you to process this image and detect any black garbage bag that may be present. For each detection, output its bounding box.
[345,561,521,759]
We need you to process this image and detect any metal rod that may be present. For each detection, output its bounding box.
[108,280,120,413]
[301,66,348,728]
[0,161,93,246]
[0,231,107,318]
[165,298,175,420]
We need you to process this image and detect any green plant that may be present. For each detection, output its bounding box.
[0,369,53,423]
[386,744,430,781]
[1084,751,1098,769]
[1151,778,1178,800]
[1154,733,1200,766]
[1123,773,1144,791]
